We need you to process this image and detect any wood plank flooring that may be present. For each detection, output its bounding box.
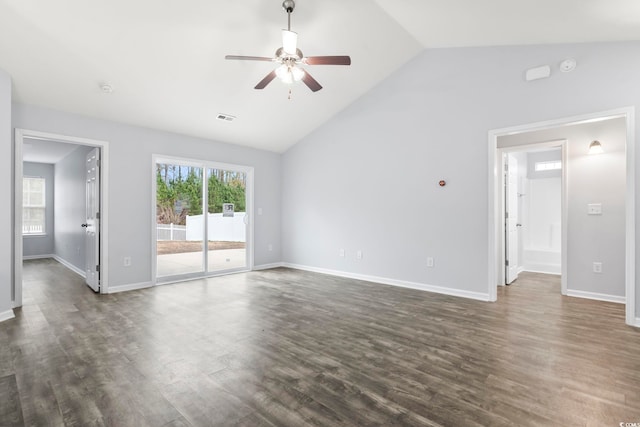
[1,259,639,426]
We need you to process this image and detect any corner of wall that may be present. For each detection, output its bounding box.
[0,68,14,318]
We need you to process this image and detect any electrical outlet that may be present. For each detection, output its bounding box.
[593,262,602,273]
[356,250,363,260]
[123,257,132,267]
[258,208,263,216]
[339,248,345,257]
[268,244,273,251]
[427,257,434,268]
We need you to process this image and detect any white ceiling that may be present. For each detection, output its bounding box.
[1,1,639,153]
[23,138,80,164]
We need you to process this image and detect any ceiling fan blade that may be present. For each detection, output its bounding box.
[254,70,278,90]
[225,55,274,62]
[304,56,351,66]
[301,71,323,92]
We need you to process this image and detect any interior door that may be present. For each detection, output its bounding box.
[85,148,100,292]
[505,153,519,284]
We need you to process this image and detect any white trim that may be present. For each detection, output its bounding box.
[635,318,640,328]
[0,309,15,323]
[107,281,153,294]
[566,290,626,304]
[624,112,636,326]
[53,255,86,278]
[522,267,561,275]
[253,262,285,271]
[151,155,254,284]
[23,254,54,260]
[14,129,110,307]
[487,107,636,326]
[283,263,491,302]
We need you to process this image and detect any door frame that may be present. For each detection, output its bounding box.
[499,140,567,293]
[14,129,110,306]
[487,107,636,326]
[151,154,255,285]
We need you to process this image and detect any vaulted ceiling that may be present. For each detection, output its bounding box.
[1,0,639,153]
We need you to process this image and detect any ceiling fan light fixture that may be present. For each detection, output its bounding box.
[276,64,305,84]
[291,66,305,81]
[276,64,294,84]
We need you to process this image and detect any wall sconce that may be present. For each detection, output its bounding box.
[588,140,604,155]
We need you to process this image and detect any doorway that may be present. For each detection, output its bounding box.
[488,108,635,326]
[14,129,110,307]
[503,143,565,286]
[152,156,254,283]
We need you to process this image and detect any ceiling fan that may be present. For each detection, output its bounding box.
[225,0,351,92]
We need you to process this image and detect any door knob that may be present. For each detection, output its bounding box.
[81,223,88,228]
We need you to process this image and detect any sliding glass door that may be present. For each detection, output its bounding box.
[155,158,252,282]
[207,167,247,272]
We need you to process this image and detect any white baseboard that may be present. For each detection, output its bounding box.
[107,281,153,294]
[635,318,640,328]
[53,255,86,278]
[23,254,54,260]
[253,262,285,271]
[282,263,491,302]
[566,289,625,304]
[0,309,15,323]
[523,263,561,275]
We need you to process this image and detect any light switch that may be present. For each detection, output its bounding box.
[587,203,602,215]
[257,208,263,215]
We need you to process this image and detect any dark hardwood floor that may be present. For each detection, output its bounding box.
[1,259,639,426]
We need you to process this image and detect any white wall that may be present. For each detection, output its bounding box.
[10,103,281,293]
[0,69,11,318]
[54,145,92,272]
[23,162,55,257]
[500,118,626,299]
[281,41,638,312]
[524,176,561,274]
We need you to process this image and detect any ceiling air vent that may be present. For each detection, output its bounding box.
[216,113,236,122]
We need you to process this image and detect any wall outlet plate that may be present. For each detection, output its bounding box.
[593,262,602,273]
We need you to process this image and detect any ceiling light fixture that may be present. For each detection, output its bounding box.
[588,140,604,154]
[224,0,351,93]
[99,83,114,93]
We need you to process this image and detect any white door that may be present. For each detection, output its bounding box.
[505,154,519,284]
[85,148,100,292]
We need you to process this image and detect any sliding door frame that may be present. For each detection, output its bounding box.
[151,154,254,285]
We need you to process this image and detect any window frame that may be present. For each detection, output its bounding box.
[22,176,47,236]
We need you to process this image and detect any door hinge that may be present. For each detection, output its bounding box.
[505,260,509,267]
[505,211,509,219]
[96,212,100,220]
[96,264,100,272]
[96,159,101,168]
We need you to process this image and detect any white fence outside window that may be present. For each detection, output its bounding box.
[157,223,187,241]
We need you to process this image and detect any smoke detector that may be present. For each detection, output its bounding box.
[560,58,577,73]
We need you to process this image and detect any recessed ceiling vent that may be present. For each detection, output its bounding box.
[216,113,236,122]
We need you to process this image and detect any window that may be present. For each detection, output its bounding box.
[534,160,562,172]
[23,177,46,235]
